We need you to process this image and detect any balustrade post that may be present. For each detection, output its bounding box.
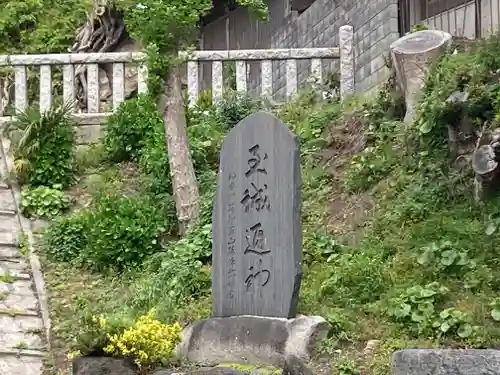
[187,61,199,107]
[235,61,247,93]
[286,59,298,99]
[14,66,27,114]
[261,60,272,98]
[87,63,100,113]
[63,65,75,108]
[112,62,125,110]
[339,25,355,100]
[39,65,52,112]
[212,61,223,103]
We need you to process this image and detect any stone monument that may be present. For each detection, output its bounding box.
[211,111,302,318]
[176,112,329,371]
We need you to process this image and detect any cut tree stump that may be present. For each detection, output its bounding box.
[390,29,452,125]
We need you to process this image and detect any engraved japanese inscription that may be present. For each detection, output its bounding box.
[241,144,272,291]
[212,111,302,318]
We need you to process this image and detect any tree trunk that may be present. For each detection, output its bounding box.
[163,68,200,235]
[390,29,452,126]
[70,0,128,111]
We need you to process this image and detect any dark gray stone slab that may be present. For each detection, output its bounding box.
[176,315,329,368]
[212,111,302,318]
[283,355,313,375]
[392,349,500,375]
[72,356,137,375]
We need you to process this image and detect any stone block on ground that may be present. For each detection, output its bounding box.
[392,349,500,375]
[72,356,138,375]
[153,365,284,375]
[283,355,314,375]
[153,367,250,375]
[0,353,43,375]
[176,315,330,367]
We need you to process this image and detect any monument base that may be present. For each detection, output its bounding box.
[175,315,330,368]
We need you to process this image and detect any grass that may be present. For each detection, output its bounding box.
[33,35,500,374]
[0,273,15,283]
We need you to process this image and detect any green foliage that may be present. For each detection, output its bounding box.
[490,298,500,321]
[42,194,175,271]
[128,222,212,320]
[344,90,405,192]
[187,106,227,172]
[303,231,342,264]
[40,32,500,367]
[409,24,428,33]
[213,90,262,131]
[41,212,89,262]
[6,105,75,187]
[387,282,449,334]
[416,240,476,275]
[0,0,91,54]
[119,0,268,96]
[20,185,70,219]
[82,194,169,271]
[415,34,500,141]
[104,95,164,163]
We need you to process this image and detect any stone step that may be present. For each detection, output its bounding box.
[0,279,36,296]
[1,258,31,277]
[0,351,44,375]
[0,189,17,212]
[0,290,39,313]
[0,245,22,260]
[0,315,44,351]
[0,231,19,246]
[0,209,17,216]
[0,347,45,357]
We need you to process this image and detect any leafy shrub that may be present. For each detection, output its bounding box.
[387,282,448,335]
[187,108,226,172]
[137,116,172,196]
[104,95,164,162]
[20,185,71,219]
[81,194,168,271]
[127,222,212,318]
[320,250,387,306]
[7,105,75,187]
[42,194,173,271]
[41,212,89,262]
[214,90,261,130]
[103,309,182,366]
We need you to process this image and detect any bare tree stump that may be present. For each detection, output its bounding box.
[473,144,499,201]
[163,68,200,235]
[390,30,452,126]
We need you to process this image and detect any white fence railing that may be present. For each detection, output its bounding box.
[182,25,355,106]
[0,24,355,126]
[0,52,148,126]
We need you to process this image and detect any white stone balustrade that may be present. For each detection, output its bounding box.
[0,26,356,141]
[180,25,355,106]
[0,52,148,127]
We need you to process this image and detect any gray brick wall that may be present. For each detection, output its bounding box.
[201,0,400,98]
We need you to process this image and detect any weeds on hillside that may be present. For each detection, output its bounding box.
[34,33,500,374]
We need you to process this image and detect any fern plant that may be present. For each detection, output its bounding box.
[3,103,76,187]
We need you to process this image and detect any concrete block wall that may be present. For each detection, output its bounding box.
[201,0,401,98]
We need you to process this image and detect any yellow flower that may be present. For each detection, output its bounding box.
[67,350,82,360]
[102,310,182,366]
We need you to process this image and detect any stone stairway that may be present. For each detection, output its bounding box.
[0,137,49,375]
